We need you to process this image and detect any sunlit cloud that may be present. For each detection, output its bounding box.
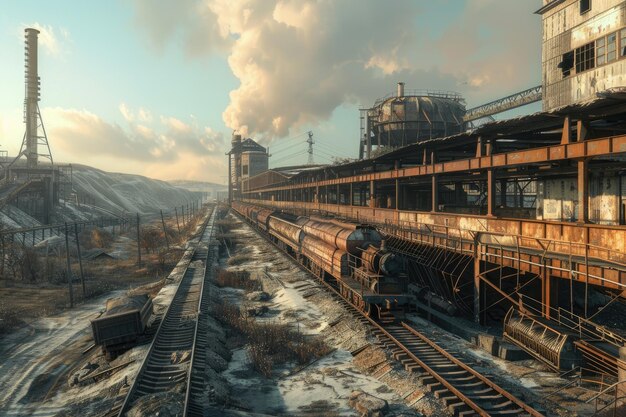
[41,105,226,182]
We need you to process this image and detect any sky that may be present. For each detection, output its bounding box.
[0,0,543,184]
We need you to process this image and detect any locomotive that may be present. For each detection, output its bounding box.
[231,201,411,316]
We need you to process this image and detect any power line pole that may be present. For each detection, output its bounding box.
[64,223,74,308]
[136,213,141,265]
[307,131,314,165]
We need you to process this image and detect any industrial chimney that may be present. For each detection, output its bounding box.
[397,82,405,98]
[24,28,41,168]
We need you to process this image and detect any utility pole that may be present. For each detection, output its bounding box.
[307,131,314,165]
[160,209,169,250]
[174,207,181,233]
[74,223,85,298]
[136,213,141,265]
[64,223,74,308]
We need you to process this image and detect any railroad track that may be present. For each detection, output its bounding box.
[234,210,545,417]
[114,206,218,417]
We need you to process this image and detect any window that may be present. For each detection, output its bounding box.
[580,0,591,14]
[596,37,606,65]
[575,42,595,73]
[607,32,617,62]
[559,51,574,77]
[621,29,626,56]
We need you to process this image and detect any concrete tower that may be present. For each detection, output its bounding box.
[20,28,53,169]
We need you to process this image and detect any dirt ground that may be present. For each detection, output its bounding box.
[0,210,209,417]
[0,213,198,335]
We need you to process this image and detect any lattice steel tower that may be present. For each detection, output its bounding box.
[307,131,314,165]
[19,28,53,169]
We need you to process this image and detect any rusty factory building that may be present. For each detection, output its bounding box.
[229,0,626,403]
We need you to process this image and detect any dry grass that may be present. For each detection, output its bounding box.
[214,302,331,377]
[227,253,253,266]
[0,306,26,334]
[214,269,262,292]
[216,218,239,232]
[0,214,202,335]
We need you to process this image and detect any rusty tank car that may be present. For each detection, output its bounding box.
[297,216,382,254]
[232,201,412,317]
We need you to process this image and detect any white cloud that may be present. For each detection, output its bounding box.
[119,103,134,123]
[20,23,71,57]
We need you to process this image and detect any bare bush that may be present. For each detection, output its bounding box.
[216,218,239,232]
[213,301,331,377]
[140,228,163,254]
[82,228,114,249]
[1,243,44,282]
[227,254,253,266]
[214,269,261,292]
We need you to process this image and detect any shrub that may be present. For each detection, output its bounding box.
[214,269,261,292]
[213,301,331,377]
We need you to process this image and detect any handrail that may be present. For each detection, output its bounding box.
[585,379,626,403]
[592,395,626,416]
[239,199,626,271]
[542,373,580,400]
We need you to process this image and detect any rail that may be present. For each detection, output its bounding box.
[116,205,216,416]
[184,209,218,417]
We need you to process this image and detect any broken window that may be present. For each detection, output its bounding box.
[580,0,591,14]
[559,51,574,77]
[620,29,626,56]
[575,42,595,73]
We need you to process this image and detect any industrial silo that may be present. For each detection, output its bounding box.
[360,82,466,159]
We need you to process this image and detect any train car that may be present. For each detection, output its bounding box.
[356,244,407,294]
[91,294,153,360]
[297,217,382,254]
[361,244,403,276]
[268,215,303,251]
[301,235,349,278]
[256,208,275,231]
[232,201,412,317]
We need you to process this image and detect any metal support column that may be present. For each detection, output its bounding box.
[473,240,481,324]
[431,175,438,212]
[578,159,588,223]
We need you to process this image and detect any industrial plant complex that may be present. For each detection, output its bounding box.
[3,1,626,417]
[225,1,626,415]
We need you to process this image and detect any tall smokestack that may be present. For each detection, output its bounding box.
[24,28,41,168]
[397,82,405,98]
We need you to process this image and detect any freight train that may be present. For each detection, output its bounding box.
[231,201,411,317]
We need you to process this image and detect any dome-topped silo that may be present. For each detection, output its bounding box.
[360,82,466,159]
